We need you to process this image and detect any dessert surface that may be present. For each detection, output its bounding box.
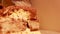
[0,6,40,34]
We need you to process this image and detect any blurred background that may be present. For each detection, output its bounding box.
[31,0,60,32]
[0,0,60,32]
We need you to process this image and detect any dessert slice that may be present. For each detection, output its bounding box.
[0,5,40,34]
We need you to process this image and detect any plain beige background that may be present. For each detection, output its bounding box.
[31,0,60,32]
